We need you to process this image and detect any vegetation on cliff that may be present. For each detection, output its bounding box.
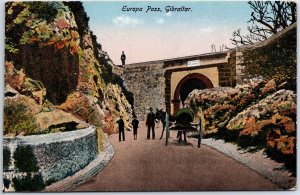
[4,3,133,191]
[4,2,133,139]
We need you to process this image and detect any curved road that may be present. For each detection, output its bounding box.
[72,123,279,191]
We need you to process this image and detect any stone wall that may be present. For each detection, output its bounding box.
[123,61,165,120]
[3,126,98,190]
[121,52,241,119]
[234,51,244,85]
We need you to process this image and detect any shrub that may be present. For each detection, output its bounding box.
[3,178,11,189]
[13,145,39,172]
[266,136,296,174]
[12,173,45,192]
[12,145,45,191]
[27,2,58,23]
[3,147,11,171]
[4,102,37,135]
[5,2,58,61]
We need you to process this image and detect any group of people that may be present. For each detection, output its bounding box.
[116,107,158,142]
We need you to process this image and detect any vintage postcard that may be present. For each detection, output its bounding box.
[2,0,297,192]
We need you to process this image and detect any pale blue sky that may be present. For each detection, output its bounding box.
[83,1,252,64]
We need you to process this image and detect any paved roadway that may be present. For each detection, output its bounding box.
[72,122,279,192]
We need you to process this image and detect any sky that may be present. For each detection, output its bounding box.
[83,1,252,65]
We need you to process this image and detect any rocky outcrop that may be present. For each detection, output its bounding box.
[185,79,296,170]
[102,84,133,134]
[4,86,87,136]
[186,80,278,136]
[59,92,104,127]
[4,1,133,138]
[5,62,46,105]
[4,2,133,191]
[6,2,80,105]
[227,89,296,166]
[227,89,296,131]
[18,44,79,105]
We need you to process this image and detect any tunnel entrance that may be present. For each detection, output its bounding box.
[179,78,207,106]
[173,73,213,114]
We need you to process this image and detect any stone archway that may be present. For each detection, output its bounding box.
[172,73,213,114]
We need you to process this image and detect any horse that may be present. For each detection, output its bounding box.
[155,109,177,139]
[155,109,166,139]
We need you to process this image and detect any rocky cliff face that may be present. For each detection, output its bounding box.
[185,79,296,171]
[4,2,132,138]
[17,44,79,104]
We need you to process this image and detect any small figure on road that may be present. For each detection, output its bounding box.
[121,51,126,65]
[132,115,139,140]
[146,107,156,139]
[117,116,125,141]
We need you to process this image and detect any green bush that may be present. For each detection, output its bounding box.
[27,2,58,23]
[13,145,39,172]
[12,145,45,191]
[12,173,45,192]
[3,178,11,190]
[3,147,11,171]
[5,2,58,61]
[4,102,37,135]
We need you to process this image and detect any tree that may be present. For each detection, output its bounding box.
[231,1,296,46]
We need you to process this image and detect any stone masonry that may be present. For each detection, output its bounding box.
[122,61,166,120]
[3,126,98,189]
[119,52,238,120]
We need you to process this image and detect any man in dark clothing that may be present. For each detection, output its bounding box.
[116,116,125,141]
[146,107,156,139]
[121,51,126,65]
[132,115,139,140]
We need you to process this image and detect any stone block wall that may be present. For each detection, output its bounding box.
[121,51,239,119]
[235,51,244,85]
[3,126,98,190]
[217,52,236,87]
[123,61,165,120]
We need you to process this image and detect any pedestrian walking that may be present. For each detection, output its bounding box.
[132,115,139,140]
[117,116,125,141]
[146,107,156,139]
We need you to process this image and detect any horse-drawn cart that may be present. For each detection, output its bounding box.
[165,108,202,148]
